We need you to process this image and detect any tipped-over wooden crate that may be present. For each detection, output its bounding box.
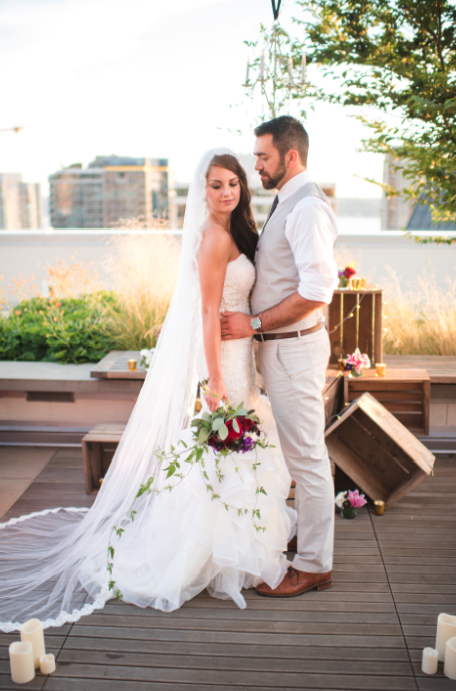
[325,392,435,509]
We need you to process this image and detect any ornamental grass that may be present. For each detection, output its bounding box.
[383,269,456,356]
[100,232,181,351]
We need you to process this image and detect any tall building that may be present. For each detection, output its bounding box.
[49,156,174,228]
[0,174,42,229]
[381,154,415,230]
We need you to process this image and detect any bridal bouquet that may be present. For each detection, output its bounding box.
[106,398,273,599]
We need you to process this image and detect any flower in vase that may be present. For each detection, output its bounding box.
[348,489,367,508]
[346,348,371,374]
[334,491,347,508]
[140,348,155,368]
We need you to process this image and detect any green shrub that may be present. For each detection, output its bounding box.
[0,293,116,364]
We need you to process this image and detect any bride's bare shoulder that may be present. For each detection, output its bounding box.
[199,221,231,258]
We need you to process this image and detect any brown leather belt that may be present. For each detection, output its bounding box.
[254,322,323,342]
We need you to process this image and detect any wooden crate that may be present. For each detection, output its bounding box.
[325,392,435,509]
[345,368,430,436]
[82,424,125,494]
[327,288,383,366]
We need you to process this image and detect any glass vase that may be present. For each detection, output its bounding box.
[348,368,364,378]
[340,506,357,519]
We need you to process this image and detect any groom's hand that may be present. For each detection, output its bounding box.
[221,312,255,340]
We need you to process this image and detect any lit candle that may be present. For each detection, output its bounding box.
[422,647,438,675]
[9,641,35,684]
[301,52,306,83]
[127,358,137,371]
[288,56,293,83]
[444,638,456,680]
[375,363,386,377]
[245,56,250,84]
[20,618,45,669]
[260,51,264,80]
[436,613,456,661]
[40,653,56,675]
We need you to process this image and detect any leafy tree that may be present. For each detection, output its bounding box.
[291,0,456,235]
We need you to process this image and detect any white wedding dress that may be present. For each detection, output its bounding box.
[81,254,295,612]
[0,148,295,630]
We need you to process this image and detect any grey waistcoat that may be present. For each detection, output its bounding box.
[250,182,328,334]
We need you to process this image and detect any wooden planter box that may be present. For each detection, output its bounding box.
[344,368,430,435]
[327,288,383,366]
[325,392,435,509]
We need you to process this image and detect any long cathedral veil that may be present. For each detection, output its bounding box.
[0,148,239,631]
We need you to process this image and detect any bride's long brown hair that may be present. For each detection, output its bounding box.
[208,154,259,263]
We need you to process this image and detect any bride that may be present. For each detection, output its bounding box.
[0,149,295,631]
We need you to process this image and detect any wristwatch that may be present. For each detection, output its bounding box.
[250,316,262,332]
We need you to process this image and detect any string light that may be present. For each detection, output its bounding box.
[328,292,368,336]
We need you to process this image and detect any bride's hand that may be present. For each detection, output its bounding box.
[204,377,228,412]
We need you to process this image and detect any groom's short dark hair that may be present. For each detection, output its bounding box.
[254,116,309,166]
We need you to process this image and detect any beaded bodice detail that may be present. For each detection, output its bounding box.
[220,254,257,405]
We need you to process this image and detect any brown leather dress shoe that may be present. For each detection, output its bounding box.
[256,566,333,598]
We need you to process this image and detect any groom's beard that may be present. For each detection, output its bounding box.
[259,160,287,190]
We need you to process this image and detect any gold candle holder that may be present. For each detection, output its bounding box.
[194,398,202,412]
[337,358,346,372]
[375,363,386,377]
[128,359,137,371]
[360,276,367,289]
[99,477,104,487]
[373,500,385,516]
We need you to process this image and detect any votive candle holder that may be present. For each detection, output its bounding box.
[375,363,386,377]
[127,359,137,371]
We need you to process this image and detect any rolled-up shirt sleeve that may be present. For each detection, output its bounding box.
[284,197,339,304]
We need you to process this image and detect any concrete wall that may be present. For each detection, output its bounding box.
[0,229,455,301]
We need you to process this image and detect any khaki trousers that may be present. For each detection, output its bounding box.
[258,327,334,573]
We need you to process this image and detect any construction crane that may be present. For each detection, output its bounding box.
[0,126,24,133]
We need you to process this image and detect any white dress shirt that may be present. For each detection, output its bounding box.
[276,170,338,304]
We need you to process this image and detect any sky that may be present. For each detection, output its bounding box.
[0,0,383,198]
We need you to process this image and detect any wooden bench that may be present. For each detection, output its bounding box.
[82,424,125,494]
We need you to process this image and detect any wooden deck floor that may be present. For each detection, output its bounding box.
[1,448,455,691]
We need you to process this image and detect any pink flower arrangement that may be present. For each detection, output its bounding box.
[335,489,368,509]
[346,348,371,374]
[347,489,367,508]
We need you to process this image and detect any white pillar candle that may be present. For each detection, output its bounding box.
[436,613,456,661]
[260,51,264,80]
[301,52,306,83]
[444,637,456,680]
[245,57,250,83]
[288,56,293,83]
[421,647,438,675]
[20,618,45,668]
[9,641,35,684]
[40,653,56,675]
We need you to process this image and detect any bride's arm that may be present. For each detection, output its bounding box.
[198,226,231,412]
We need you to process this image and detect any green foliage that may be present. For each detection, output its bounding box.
[292,0,456,228]
[0,293,116,363]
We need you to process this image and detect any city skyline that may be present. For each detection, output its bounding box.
[0,0,383,202]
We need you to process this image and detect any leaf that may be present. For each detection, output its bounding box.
[198,427,209,444]
[218,424,228,441]
[202,412,212,423]
[108,546,114,559]
[232,419,240,433]
[212,417,225,431]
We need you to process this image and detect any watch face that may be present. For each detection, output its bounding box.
[251,317,261,330]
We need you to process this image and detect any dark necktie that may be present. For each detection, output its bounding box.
[262,194,278,233]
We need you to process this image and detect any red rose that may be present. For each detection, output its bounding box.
[344,266,356,279]
[226,418,243,440]
[238,416,254,432]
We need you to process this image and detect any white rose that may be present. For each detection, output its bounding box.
[335,491,347,508]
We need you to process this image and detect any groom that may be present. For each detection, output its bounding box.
[221,115,338,597]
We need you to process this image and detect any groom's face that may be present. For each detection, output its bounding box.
[254,134,287,190]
